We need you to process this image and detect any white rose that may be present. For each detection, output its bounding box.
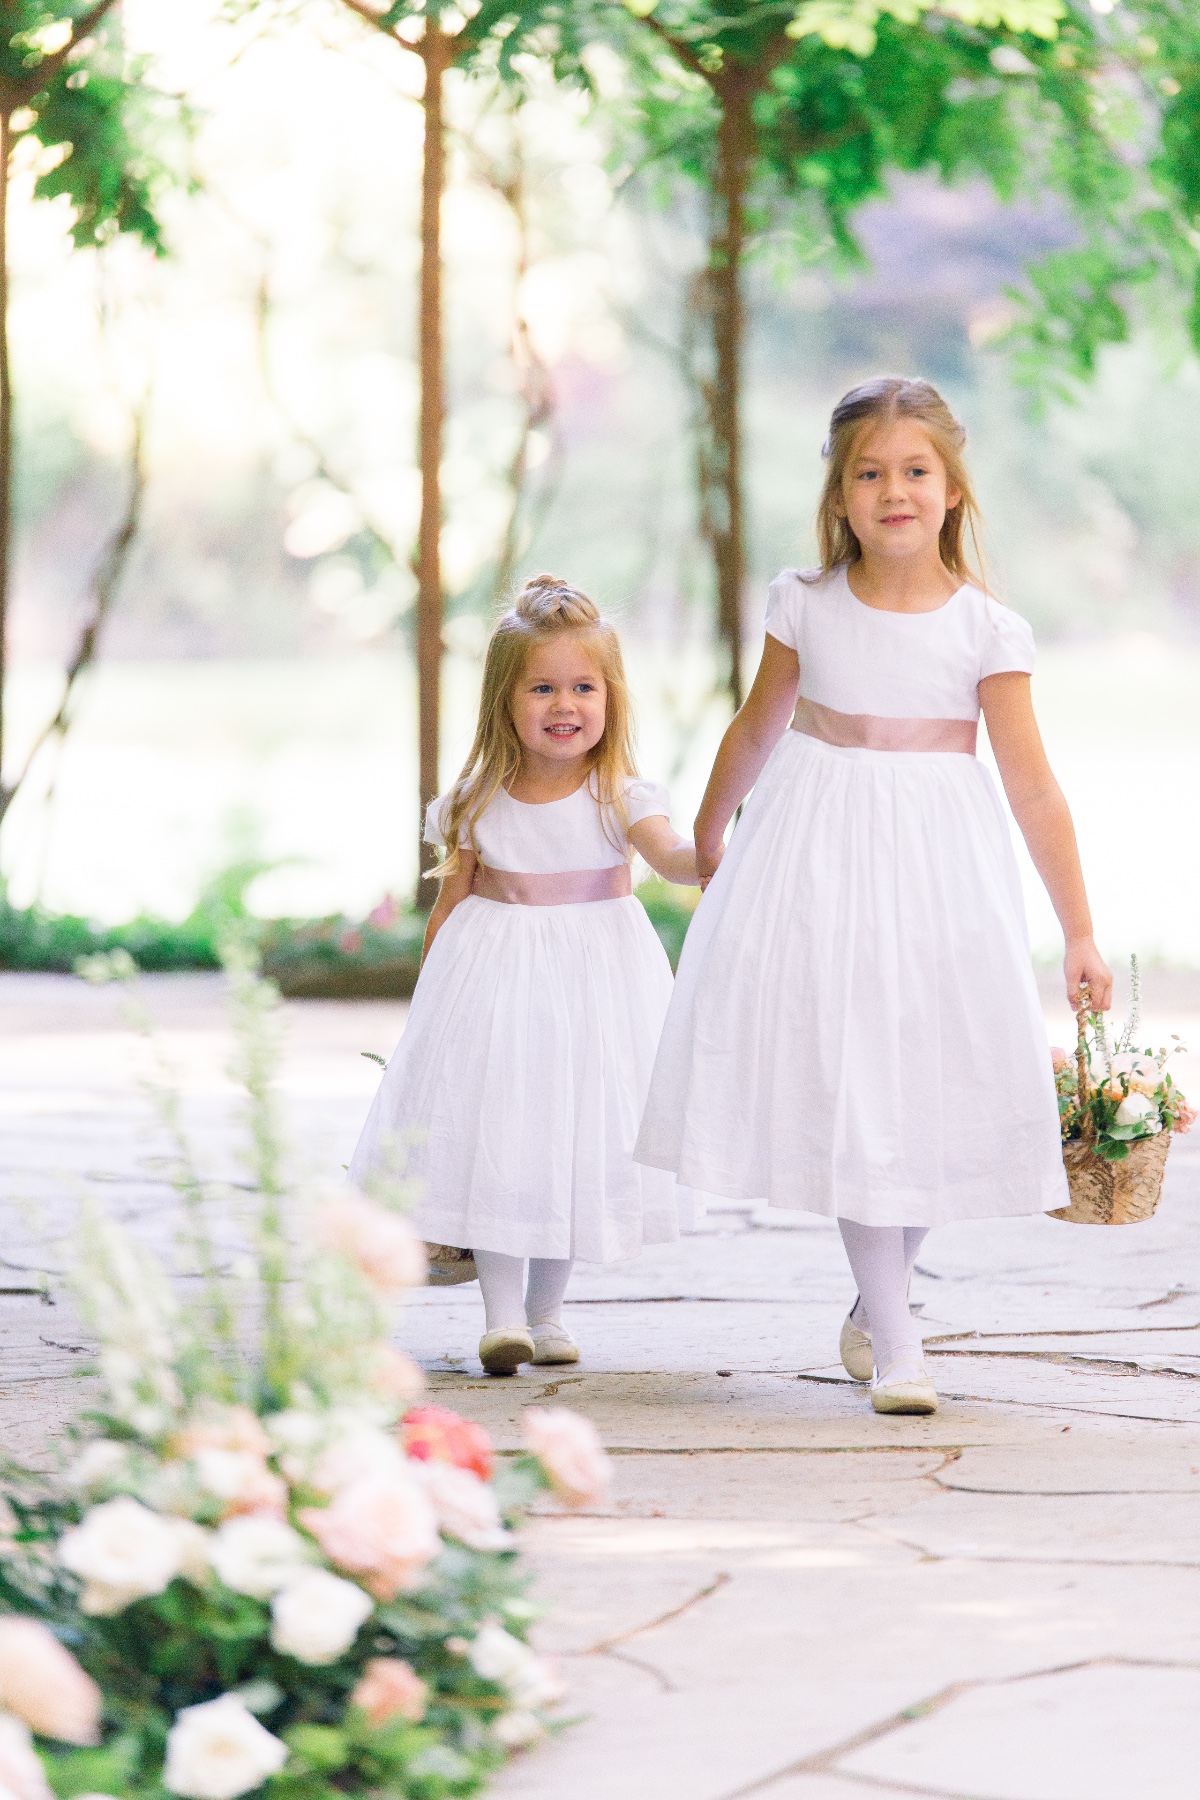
[209,1517,311,1599]
[270,1570,373,1665]
[506,1654,566,1711]
[163,1697,288,1800]
[170,1519,213,1585]
[65,1441,132,1496]
[0,1713,55,1800]
[469,1625,536,1687]
[1115,1092,1163,1133]
[419,1463,512,1553]
[492,1711,546,1749]
[59,1497,183,1615]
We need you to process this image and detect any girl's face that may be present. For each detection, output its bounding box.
[837,419,961,565]
[511,633,607,768]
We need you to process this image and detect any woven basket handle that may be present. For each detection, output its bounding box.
[1075,980,1093,1141]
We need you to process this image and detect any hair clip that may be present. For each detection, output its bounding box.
[820,435,833,458]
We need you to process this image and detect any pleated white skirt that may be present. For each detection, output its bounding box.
[349,893,690,1262]
[635,730,1068,1225]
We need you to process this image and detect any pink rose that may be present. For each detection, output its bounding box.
[191,1450,288,1521]
[350,1658,428,1727]
[309,1428,406,1495]
[171,1407,271,1461]
[402,1407,494,1481]
[1050,1046,1071,1071]
[313,1194,427,1294]
[522,1408,611,1509]
[0,1618,102,1746]
[1172,1095,1196,1134]
[418,1462,511,1551]
[299,1473,439,1600]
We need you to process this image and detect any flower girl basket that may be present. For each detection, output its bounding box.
[1049,990,1171,1227]
[426,1242,479,1285]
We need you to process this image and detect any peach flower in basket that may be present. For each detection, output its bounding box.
[350,1658,428,1727]
[0,1713,55,1800]
[313,1194,427,1294]
[299,1472,439,1600]
[0,1617,102,1745]
[1050,1046,1071,1072]
[402,1406,494,1482]
[522,1408,611,1508]
[1171,1095,1196,1134]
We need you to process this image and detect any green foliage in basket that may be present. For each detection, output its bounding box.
[0,940,611,1800]
[1054,958,1195,1162]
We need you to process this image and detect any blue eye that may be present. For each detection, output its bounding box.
[531,683,552,694]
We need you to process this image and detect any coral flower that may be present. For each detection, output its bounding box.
[402,1406,494,1481]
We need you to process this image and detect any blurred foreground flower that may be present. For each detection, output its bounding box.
[0,941,612,1800]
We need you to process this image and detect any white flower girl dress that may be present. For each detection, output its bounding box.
[635,566,1068,1225]
[350,775,691,1262]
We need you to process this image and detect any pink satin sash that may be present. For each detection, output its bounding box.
[472,863,633,906]
[791,695,977,754]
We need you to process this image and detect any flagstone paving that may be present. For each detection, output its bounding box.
[2,969,1199,1799]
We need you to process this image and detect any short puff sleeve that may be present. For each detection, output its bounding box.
[624,778,670,826]
[980,604,1036,679]
[423,795,448,847]
[763,569,806,650]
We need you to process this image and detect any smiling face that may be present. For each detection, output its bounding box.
[837,418,961,567]
[510,632,608,773]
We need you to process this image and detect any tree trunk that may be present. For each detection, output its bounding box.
[705,74,753,713]
[0,111,11,821]
[414,21,449,908]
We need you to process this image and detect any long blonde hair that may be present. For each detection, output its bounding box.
[434,573,637,878]
[809,376,989,589]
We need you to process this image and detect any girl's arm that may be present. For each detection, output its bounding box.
[980,672,1112,1010]
[628,816,698,886]
[694,635,801,885]
[421,848,478,964]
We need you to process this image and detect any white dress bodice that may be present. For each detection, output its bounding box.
[765,566,1036,723]
[425,776,670,874]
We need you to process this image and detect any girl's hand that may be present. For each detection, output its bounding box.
[696,837,724,891]
[1065,937,1112,1012]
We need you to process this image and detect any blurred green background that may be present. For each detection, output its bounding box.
[3,1,1199,965]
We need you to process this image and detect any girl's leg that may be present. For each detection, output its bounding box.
[837,1220,926,1377]
[524,1257,574,1327]
[848,1226,930,1329]
[474,1250,528,1332]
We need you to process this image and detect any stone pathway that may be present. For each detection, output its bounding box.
[2,971,1199,1799]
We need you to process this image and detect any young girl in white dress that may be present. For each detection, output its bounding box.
[636,376,1112,1416]
[350,574,698,1376]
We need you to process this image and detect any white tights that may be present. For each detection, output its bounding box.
[474,1250,574,1333]
[838,1220,930,1379]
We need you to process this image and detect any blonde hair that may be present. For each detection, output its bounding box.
[435,573,637,878]
[809,376,988,588]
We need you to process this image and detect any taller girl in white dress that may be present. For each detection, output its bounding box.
[350,574,698,1376]
[636,376,1112,1416]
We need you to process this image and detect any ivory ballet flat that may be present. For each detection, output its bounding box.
[530,1323,580,1367]
[870,1363,938,1416]
[478,1328,535,1376]
[839,1310,874,1382]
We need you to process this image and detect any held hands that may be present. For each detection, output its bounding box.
[696,836,725,892]
[1065,937,1112,1013]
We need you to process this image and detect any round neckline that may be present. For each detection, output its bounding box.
[841,565,968,618]
[501,776,593,809]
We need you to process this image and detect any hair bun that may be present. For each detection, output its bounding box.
[514,572,599,624]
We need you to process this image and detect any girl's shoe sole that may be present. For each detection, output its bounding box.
[479,1331,534,1376]
[871,1382,938,1416]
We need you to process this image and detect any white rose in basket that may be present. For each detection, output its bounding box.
[59,1497,185,1615]
[163,1696,288,1800]
[0,1712,56,1800]
[270,1570,374,1665]
[1115,1092,1163,1134]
